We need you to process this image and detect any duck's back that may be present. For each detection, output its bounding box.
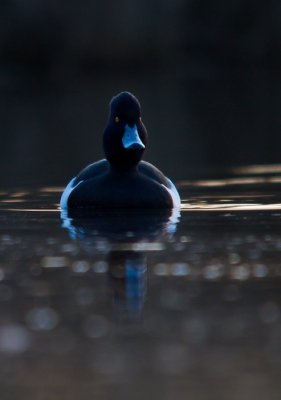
[68,168,173,209]
[73,160,168,186]
[73,159,109,184]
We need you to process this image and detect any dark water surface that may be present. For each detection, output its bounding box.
[1,173,281,399]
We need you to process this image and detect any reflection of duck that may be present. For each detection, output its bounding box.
[60,92,181,210]
[61,208,180,241]
[61,208,180,328]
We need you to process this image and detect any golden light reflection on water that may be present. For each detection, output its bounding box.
[1,199,26,203]
[10,192,30,198]
[178,168,281,210]
[178,176,281,187]
[5,209,60,212]
[181,203,281,211]
[232,164,281,175]
[40,187,64,193]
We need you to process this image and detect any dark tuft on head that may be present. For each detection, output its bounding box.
[110,92,140,108]
[110,92,140,120]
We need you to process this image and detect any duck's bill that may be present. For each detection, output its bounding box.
[122,124,145,149]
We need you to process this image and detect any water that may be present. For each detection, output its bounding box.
[1,171,281,399]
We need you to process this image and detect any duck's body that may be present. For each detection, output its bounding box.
[60,92,180,210]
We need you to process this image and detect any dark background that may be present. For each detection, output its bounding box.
[1,0,281,187]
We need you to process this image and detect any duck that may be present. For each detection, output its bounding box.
[60,92,181,210]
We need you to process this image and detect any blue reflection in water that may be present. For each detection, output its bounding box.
[109,252,147,327]
[125,256,146,300]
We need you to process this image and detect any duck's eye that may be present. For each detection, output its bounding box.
[115,117,119,123]
[139,117,142,122]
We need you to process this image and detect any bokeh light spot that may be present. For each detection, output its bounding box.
[26,307,60,331]
[0,324,30,353]
[72,260,89,273]
[93,261,108,273]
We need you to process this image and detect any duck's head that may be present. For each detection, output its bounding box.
[103,92,148,170]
